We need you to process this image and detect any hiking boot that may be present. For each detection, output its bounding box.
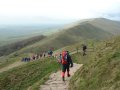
[67,74,71,77]
[62,77,65,81]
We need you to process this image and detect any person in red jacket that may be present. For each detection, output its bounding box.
[60,51,73,81]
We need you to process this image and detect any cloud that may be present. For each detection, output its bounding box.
[0,0,120,25]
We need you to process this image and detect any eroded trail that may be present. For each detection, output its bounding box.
[40,63,83,90]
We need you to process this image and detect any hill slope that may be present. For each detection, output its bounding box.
[0,18,119,60]
[0,57,60,90]
[89,18,120,35]
[0,24,63,47]
[0,35,46,56]
[69,36,120,90]
[18,18,117,54]
[0,18,119,68]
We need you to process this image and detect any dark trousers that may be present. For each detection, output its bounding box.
[62,64,70,72]
[61,64,70,78]
[83,49,86,56]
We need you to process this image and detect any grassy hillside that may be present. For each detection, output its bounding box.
[0,57,60,90]
[64,23,111,39]
[0,37,95,90]
[69,36,120,90]
[0,32,120,90]
[0,24,63,47]
[16,18,114,55]
[0,18,115,67]
[0,53,28,68]
[0,18,118,65]
[0,35,46,56]
[1,18,118,57]
[89,18,120,35]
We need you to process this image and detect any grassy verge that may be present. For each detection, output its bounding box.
[28,73,51,90]
[0,57,60,90]
[69,36,120,90]
[71,51,95,65]
[0,53,28,69]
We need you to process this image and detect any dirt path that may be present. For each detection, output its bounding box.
[40,63,83,90]
[0,61,25,73]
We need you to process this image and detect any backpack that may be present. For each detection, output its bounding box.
[83,45,87,50]
[61,51,68,64]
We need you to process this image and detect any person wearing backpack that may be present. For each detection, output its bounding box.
[61,50,73,81]
[82,44,87,56]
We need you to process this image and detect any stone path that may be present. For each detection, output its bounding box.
[40,63,83,90]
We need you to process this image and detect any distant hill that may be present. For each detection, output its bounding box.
[0,18,120,90]
[0,24,63,46]
[88,18,120,35]
[18,18,120,54]
[1,18,120,56]
[0,35,46,56]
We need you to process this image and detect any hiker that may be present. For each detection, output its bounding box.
[36,54,39,59]
[40,53,42,58]
[43,53,46,58]
[48,49,53,57]
[54,53,58,58]
[57,53,62,63]
[27,57,30,62]
[50,50,53,56]
[47,50,50,56]
[25,57,28,62]
[82,44,87,56]
[32,55,36,60]
[60,51,73,81]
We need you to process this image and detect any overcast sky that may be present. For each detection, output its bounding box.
[0,0,120,25]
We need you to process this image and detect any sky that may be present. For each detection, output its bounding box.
[0,0,120,25]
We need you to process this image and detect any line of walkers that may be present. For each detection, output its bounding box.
[21,52,48,62]
[21,49,54,62]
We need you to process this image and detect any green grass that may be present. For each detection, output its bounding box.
[0,57,60,90]
[71,52,94,65]
[0,53,29,69]
[12,20,113,56]
[69,36,120,90]
[0,18,119,90]
[0,35,46,56]
[28,73,51,90]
